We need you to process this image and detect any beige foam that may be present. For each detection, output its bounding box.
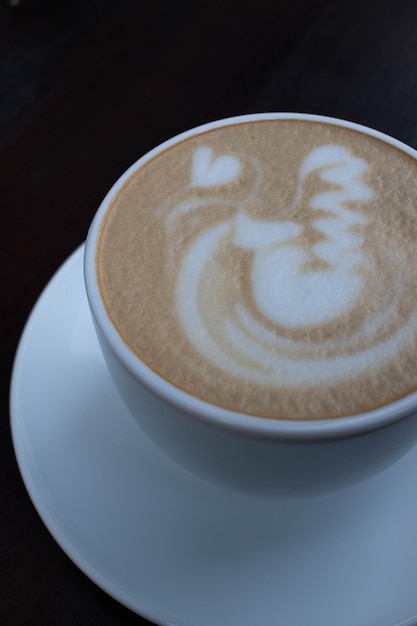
[97,120,417,419]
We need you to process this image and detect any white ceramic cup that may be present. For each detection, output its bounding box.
[84,113,417,496]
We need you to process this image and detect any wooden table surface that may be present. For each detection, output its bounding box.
[2,1,417,623]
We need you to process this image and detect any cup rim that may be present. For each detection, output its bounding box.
[84,112,417,441]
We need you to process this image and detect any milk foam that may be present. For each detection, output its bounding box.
[170,142,400,387]
[191,146,241,187]
[98,120,417,418]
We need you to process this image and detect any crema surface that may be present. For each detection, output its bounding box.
[97,120,417,419]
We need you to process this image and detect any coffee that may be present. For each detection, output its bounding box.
[97,119,417,419]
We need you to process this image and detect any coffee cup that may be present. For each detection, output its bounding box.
[84,113,417,496]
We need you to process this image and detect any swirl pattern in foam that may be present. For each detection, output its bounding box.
[97,120,417,419]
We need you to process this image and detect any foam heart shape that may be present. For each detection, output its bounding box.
[191,146,240,187]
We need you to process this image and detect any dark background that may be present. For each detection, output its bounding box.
[2,0,417,623]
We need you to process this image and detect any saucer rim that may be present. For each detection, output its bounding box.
[9,246,165,624]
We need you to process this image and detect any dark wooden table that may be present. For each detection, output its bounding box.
[2,1,417,623]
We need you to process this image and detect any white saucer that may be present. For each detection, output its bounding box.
[10,246,417,626]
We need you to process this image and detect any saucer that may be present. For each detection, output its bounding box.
[10,245,417,626]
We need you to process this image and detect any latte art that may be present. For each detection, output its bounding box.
[168,142,413,389]
[97,120,417,419]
